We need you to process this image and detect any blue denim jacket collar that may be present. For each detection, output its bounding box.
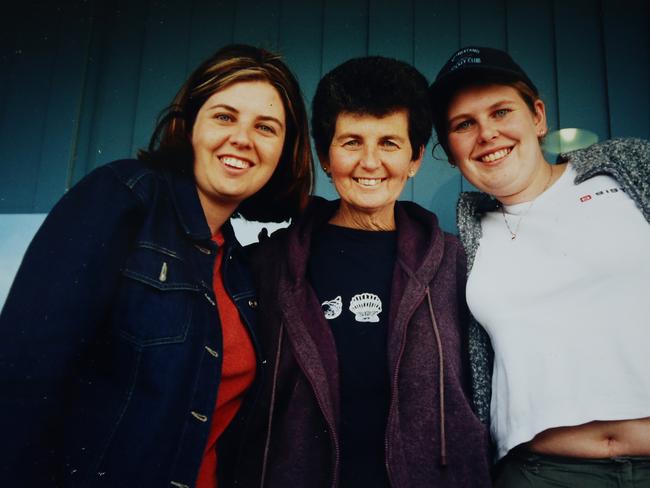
[163,167,213,241]
[163,167,241,249]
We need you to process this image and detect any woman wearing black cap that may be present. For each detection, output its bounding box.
[429,46,650,487]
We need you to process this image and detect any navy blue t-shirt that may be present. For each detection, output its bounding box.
[308,223,396,487]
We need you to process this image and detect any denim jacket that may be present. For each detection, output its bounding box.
[0,159,261,487]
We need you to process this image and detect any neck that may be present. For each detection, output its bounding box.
[498,160,563,206]
[196,191,237,236]
[329,202,396,231]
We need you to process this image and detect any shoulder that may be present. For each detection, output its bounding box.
[64,159,164,210]
[566,138,650,183]
[456,192,497,267]
[104,159,166,205]
[565,138,650,221]
[247,226,291,271]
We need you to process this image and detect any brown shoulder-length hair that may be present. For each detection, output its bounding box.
[138,44,313,222]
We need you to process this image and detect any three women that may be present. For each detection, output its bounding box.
[4,38,641,488]
[430,46,650,486]
[0,44,313,486]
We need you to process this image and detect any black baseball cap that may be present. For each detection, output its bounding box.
[429,46,538,104]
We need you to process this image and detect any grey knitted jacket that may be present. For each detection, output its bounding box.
[456,137,650,425]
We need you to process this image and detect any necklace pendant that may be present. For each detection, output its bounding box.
[510,235,516,240]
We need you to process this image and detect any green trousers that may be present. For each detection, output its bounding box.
[495,449,650,488]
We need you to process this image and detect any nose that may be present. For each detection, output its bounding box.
[478,121,499,143]
[229,124,252,148]
[360,147,381,170]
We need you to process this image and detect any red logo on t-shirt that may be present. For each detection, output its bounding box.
[580,195,592,202]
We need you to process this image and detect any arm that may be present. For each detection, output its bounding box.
[0,163,145,479]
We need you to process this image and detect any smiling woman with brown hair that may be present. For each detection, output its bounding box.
[430,46,650,487]
[0,44,313,487]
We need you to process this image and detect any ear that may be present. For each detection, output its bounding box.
[408,145,425,177]
[533,99,548,137]
[318,152,331,175]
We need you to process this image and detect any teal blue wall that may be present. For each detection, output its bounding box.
[1,0,649,232]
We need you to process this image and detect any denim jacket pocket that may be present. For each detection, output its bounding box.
[116,243,200,347]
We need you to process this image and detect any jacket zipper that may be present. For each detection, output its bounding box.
[384,288,427,487]
[284,313,341,488]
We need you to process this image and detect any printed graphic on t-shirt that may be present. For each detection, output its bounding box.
[321,293,383,323]
[578,185,625,203]
[322,296,342,319]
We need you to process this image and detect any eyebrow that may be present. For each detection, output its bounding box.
[207,103,285,129]
[334,132,406,141]
[448,99,515,122]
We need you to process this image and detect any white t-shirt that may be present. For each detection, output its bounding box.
[466,163,650,459]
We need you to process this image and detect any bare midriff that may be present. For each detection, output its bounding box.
[526,417,650,458]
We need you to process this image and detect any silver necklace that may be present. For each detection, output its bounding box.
[501,167,553,240]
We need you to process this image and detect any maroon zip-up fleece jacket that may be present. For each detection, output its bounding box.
[227,197,491,487]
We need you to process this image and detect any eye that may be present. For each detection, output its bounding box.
[451,119,474,132]
[342,139,361,148]
[493,108,511,118]
[257,123,277,135]
[380,139,399,150]
[214,113,233,122]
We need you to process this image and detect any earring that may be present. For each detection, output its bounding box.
[322,166,331,177]
[408,170,416,178]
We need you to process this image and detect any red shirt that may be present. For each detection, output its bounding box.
[195,232,256,488]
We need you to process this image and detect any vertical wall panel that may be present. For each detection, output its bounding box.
[75,0,148,179]
[321,0,369,72]
[368,0,414,62]
[0,4,22,147]
[34,1,94,211]
[554,0,609,141]
[0,2,63,212]
[602,0,650,138]
[72,0,148,184]
[233,0,281,50]
[187,0,236,74]
[131,0,192,157]
[459,0,506,48]
[278,0,323,105]
[413,0,461,233]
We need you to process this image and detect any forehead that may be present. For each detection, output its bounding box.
[447,84,523,115]
[333,109,409,137]
[201,80,285,118]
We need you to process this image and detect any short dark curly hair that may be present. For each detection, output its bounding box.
[311,56,432,163]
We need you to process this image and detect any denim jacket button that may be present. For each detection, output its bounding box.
[190,411,208,422]
[205,346,219,358]
[158,262,168,282]
[194,244,212,255]
[248,299,258,309]
[170,481,190,488]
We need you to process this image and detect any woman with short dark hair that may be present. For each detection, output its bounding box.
[0,44,313,487]
[231,55,491,488]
